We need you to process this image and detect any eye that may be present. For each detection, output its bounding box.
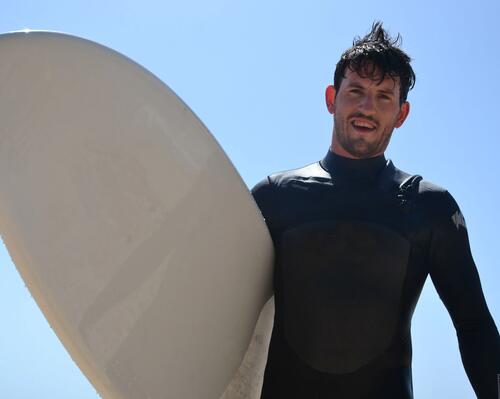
[378,93,392,101]
[349,88,362,95]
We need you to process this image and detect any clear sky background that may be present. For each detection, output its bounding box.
[0,1,499,398]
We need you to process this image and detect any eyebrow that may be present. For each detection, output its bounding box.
[378,88,396,96]
[346,82,364,89]
[346,82,396,96]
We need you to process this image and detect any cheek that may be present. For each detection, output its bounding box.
[334,101,353,119]
[383,106,403,125]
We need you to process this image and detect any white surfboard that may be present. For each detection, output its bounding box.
[0,31,273,399]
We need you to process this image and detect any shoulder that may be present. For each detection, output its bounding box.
[251,161,330,223]
[389,162,456,208]
[267,161,331,187]
[251,160,330,195]
[417,180,461,220]
[414,175,465,230]
[389,162,462,223]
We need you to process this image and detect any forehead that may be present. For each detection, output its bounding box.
[341,67,400,93]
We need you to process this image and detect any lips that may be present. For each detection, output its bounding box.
[350,118,377,132]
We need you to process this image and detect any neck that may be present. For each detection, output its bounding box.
[320,149,387,180]
[330,145,384,160]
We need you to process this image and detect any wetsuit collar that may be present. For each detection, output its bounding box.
[320,150,387,180]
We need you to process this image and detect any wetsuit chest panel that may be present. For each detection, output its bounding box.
[280,219,410,374]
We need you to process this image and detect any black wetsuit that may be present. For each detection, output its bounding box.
[251,151,500,399]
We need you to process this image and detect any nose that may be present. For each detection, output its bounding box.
[358,94,375,114]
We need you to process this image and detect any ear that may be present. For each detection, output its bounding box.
[325,85,336,114]
[395,101,410,128]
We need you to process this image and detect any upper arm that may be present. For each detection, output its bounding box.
[251,177,278,229]
[427,190,492,327]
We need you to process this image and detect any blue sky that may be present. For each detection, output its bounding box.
[1,1,499,398]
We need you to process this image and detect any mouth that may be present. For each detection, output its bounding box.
[350,118,377,133]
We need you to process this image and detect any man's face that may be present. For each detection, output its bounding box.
[326,66,410,159]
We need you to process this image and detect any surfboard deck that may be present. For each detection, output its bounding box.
[0,31,273,399]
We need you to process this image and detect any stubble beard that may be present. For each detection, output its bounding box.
[334,117,393,159]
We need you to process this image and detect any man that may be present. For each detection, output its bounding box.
[252,22,500,398]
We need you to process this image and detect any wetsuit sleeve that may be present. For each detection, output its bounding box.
[428,190,500,399]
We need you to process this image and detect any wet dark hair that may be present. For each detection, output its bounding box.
[334,22,416,104]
